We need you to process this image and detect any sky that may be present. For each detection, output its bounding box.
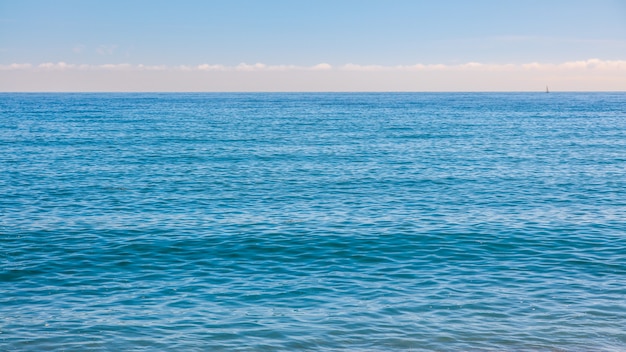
[1,0,625,91]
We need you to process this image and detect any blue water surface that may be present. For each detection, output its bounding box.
[1,92,625,351]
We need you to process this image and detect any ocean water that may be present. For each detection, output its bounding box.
[1,92,625,351]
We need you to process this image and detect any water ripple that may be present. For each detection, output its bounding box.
[1,92,625,351]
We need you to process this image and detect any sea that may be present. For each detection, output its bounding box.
[1,92,625,351]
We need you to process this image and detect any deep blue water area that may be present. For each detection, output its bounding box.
[1,92,625,351]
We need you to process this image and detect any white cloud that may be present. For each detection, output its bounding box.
[232,63,333,71]
[235,62,267,71]
[266,64,301,71]
[30,62,134,71]
[174,65,193,71]
[518,59,626,71]
[37,62,76,70]
[338,59,626,72]
[137,64,167,71]
[2,59,625,92]
[183,63,334,71]
[2,59,625,73]
[196,64,226,71]
[342,63,390,71]
[410,64,446,71]
[340,63,469,71]
[310,63,332,70]
[457,62,484,69]
[557,58,626,70]
[0,63,32,70]
[96,63,132,70]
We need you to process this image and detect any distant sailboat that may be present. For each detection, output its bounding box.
[546,86,549,93]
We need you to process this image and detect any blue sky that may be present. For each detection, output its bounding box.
[1,0,625,91]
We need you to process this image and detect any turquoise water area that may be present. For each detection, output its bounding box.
[1,92,625,351]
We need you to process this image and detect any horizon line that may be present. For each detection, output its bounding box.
[2,90,625,93]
